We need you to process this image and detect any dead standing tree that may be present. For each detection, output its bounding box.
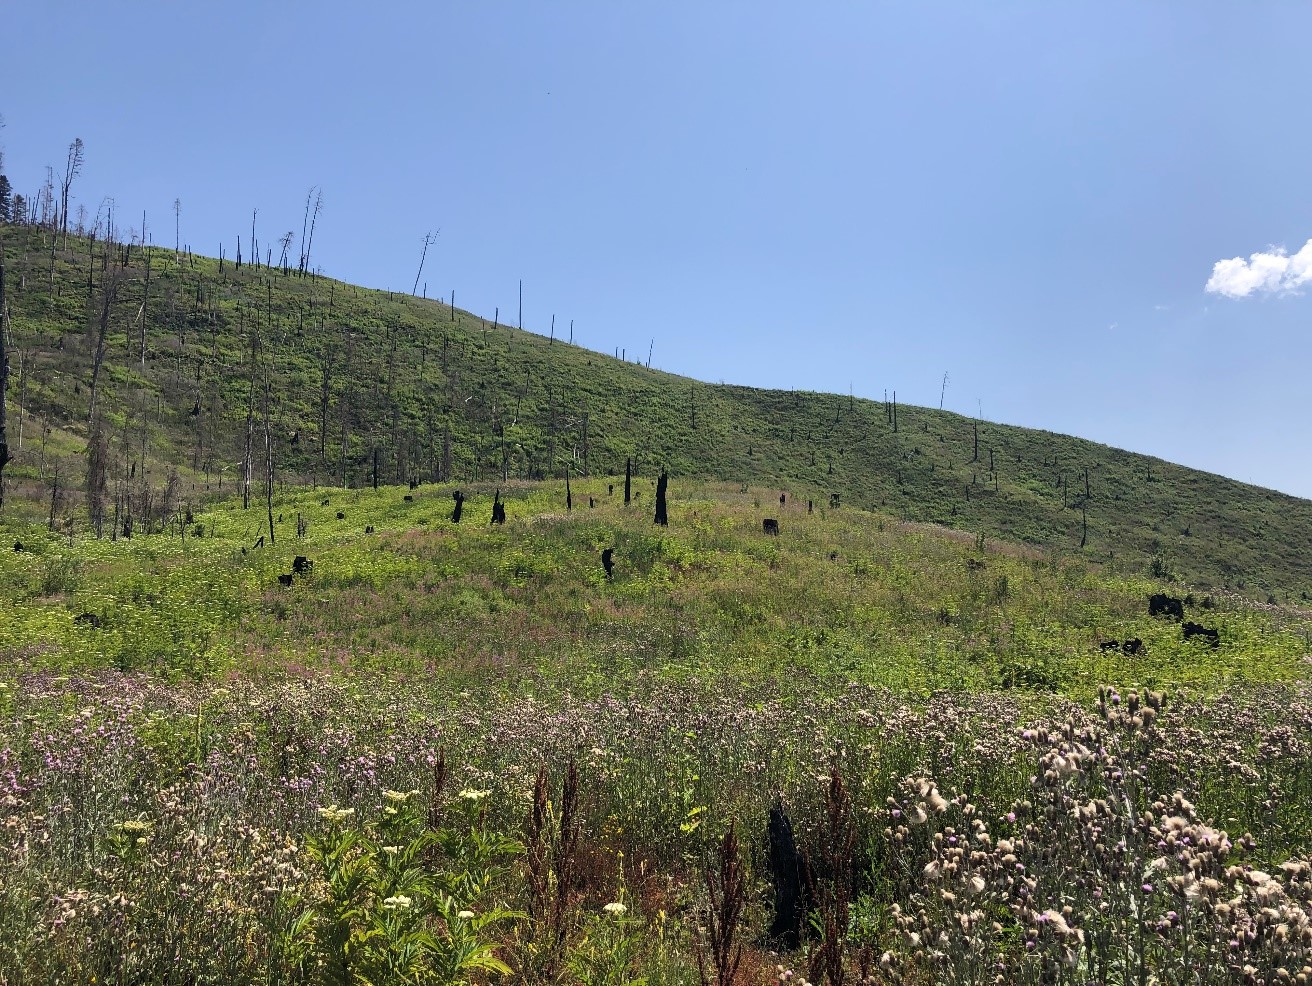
[85,420,109,537]
[59,138,84,249]
[412,230,438,296]
[277,231,295,274]
[135,246,151,368]
[317,332,336,463]
[241,334,259,509]
[298,187,323,276]
[88,258,125,423]
[263,379,276,545]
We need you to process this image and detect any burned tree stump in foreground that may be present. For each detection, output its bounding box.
[451,490,465,523]
[766,801,806,950]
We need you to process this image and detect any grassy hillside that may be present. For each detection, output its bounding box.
[5,220,1312,981]
[3,223,1311,597]
[2,474,1308,696]
[4,475,1312,983]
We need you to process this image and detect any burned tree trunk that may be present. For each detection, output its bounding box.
[85,420,109,537]
[451,489,465,523]
[766,801,806,950]
[491,488,506,525]
[139,248,151,368]
[242,373,255,510]
[565,471,572,511]
[318,340,334,464]
[48,461,62,532]
[624,457,632,505]
[654,470,668,526]
[88,267,123,423]
[264,380,276,546]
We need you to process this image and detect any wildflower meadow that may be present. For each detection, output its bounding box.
[3,479,1312,984]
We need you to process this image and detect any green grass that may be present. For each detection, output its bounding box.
[4,223,1312,597]
[4,222,1312,986]
[3,476,1308,700]
[3,478,1312,984]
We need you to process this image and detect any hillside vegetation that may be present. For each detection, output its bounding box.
[6,218,1312,983]
[3,224,1312,596]
[4,475,1312,983]
[3,475,1308,693]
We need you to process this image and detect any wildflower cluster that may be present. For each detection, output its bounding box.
[881,690,1312,984]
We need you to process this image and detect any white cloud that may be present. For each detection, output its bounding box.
[1205,239,1312,298]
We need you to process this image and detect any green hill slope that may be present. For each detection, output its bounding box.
[4,476,1309,695]
[3,223,1310,595]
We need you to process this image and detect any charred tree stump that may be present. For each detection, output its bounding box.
[491,488,506,525]
[766,801,806,950]
[601,547,614,580]
[624,459,632,505]
[451,490,465,523]
[654,470,668,526]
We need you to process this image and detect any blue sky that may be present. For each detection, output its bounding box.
[4,2,1312,495]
